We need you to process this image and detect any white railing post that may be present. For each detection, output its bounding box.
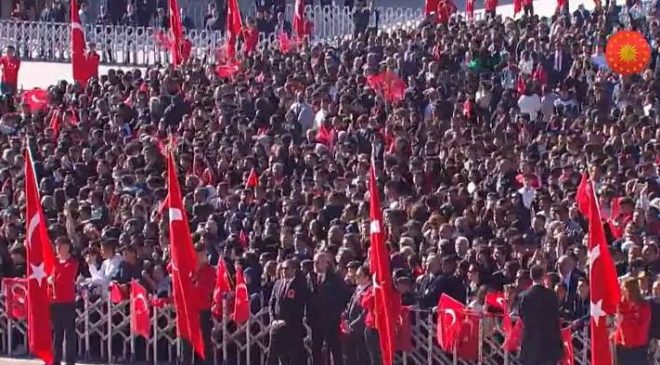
[107,295,112,365]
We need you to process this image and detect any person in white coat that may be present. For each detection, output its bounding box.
[83,240,122,296]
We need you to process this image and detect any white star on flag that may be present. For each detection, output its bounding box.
[29,262,47,287]
[591,299,606,326]
[370,220,381,234]
[588,245,601,269]
[169,208,183,222]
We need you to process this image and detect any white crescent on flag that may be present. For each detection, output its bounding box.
[26,213,40,246]
[445,309,457,327]
[31,94,46,105]
[71,22,84,33]
[496,297,505,307]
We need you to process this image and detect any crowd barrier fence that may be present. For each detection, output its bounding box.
[0,278,639,365]
[0,4,435,67]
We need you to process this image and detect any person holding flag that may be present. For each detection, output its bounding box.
[183,243,216,365]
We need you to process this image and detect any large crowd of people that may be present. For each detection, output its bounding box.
[1,0,660,364]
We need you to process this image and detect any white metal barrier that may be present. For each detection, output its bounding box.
[0,5,426,66]
[0,278,632,365]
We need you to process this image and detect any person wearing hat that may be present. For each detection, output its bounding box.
[50,236,80,365]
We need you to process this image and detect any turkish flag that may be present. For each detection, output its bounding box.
[109,282,127,304]
[70,0,89,86]
[516,75,526,94]
[22,88,49,112]
[367,71,406,104]
[130,280,151,339]
[293,0,306,38]
[556,0,566,10]
[232,268,249,324]
[575,173,620,365]
[215,61,241,79]
[456,311,479,361]
[368,162,397,365]
[245,168,259,188]
[166,150,205,359]
[49,109,62,138]
[576,173,590,216]
[316,124,334,147]
[238,230,248,249]
[277,32,302,54]
[436,294,464,352]
[242,26,259,55]
[24,148,56,365]
[485,292,505,311]
[168,0,185,65]
[3,278,27,320]
[514,0,522,14]
[226,0,243,59]
[465,0,475,19]
[485,291,518,351]
[502,319,523,352]
[212,259,232,319]
[560,327,574,365]
[425,0,439,14]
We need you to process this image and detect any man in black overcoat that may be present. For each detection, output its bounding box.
[519,265,564,365]
[268,259,310,365]
[307,252,349,365]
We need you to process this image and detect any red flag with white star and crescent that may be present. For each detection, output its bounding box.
[167,149,205,359]
[576,173,620,365]
[24,147,56,365]
[368,161,397,365]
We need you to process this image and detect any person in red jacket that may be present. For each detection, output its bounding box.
[615,277,652,365]
[523,0,534,16]
[0,46,20,97]
[485,0,498,18]
[182,243,216,365]
[85,42,101,82]
[436,0,457,24]
[50,237,80,365]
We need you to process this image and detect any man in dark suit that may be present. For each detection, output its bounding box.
[343,264,370,365]
[418,255,466,308]
[268,259,310,365]
[557,255,585,305]
[547,43,572,87]
[307,253,349,365]
[519,265,563,365]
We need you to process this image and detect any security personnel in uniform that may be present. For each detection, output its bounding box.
[268,259,310,365]
[182,243,216,365]
[50,237,80,365]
